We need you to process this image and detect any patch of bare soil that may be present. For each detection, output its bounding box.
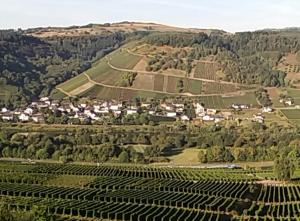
[133,57,148,71]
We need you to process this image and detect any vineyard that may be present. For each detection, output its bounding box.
[202,82,240,94]
[194,62,219,80]
[281,109,300,126]
[1,162,300,220]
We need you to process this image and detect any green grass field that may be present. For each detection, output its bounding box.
[109,50,142,69]
[187,79,202,94]
[222,92,258,107]
[281,109,300,126]
[58,73,89,93]
[198,92,258,109]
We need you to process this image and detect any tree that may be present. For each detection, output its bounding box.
[198,150,207,163]
[274,151,297,181]
[118,151,130,163]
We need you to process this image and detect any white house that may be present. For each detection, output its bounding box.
[207,109,217,115]
[181,115,190,121]
[161,103,174,111]
[24,107,34,115]
[214,116,224,123]
[173,103,184,108]
[19,113,30,122]
[141,103,151,108]
[1,108,8,113]
[126,109,138,115]
[2,114,13,121]
[70,104,79,112]
[232,104,240,109]
[80,103,87,108]
[40,97,49,102]
[285,100,294,106]
[253,114,264,123]
[240,104,249,109]
[166,112,177,118]
[148,110,156,115]
[203,115,215,121]
[195,103,205,115]
[262,107,273,113]
[32,114,44,123]
[110,104,121,111]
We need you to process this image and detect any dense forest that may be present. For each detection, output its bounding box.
[145,31,300,86]
[0,30,141,107]
[0,122,299,164]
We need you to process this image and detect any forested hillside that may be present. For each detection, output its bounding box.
[1,24,300,107]
[145,31,300,86]
[0,29,136,107]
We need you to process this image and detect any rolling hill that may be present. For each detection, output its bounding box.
[2,22,300,108]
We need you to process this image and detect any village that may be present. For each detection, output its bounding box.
[1,95,292,125]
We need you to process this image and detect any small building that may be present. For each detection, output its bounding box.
[32,114,45,123]
[19,113,30,122]
[203,115,215,121]
[126,109,138,115]
[207,109,217,115]
[181,115,190,121]
[253,114,264,123]
[195,103,205,115]
[2,114,13,121]
[40,97,49,102]
[24,107,34,115]
[166,112,177,118]
[262,106,273,113]
[1,107,8,113]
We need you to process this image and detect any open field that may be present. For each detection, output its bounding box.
[167,148,201,164]
[197,92,258,109]
[109,50,142,70]
[187,79,202,94]
[2,161,300,220]
[267,88,285,107]
[58,74,89,93]
[281,109,300,126]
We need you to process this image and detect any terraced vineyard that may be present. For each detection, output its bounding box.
[1,162,300,220]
